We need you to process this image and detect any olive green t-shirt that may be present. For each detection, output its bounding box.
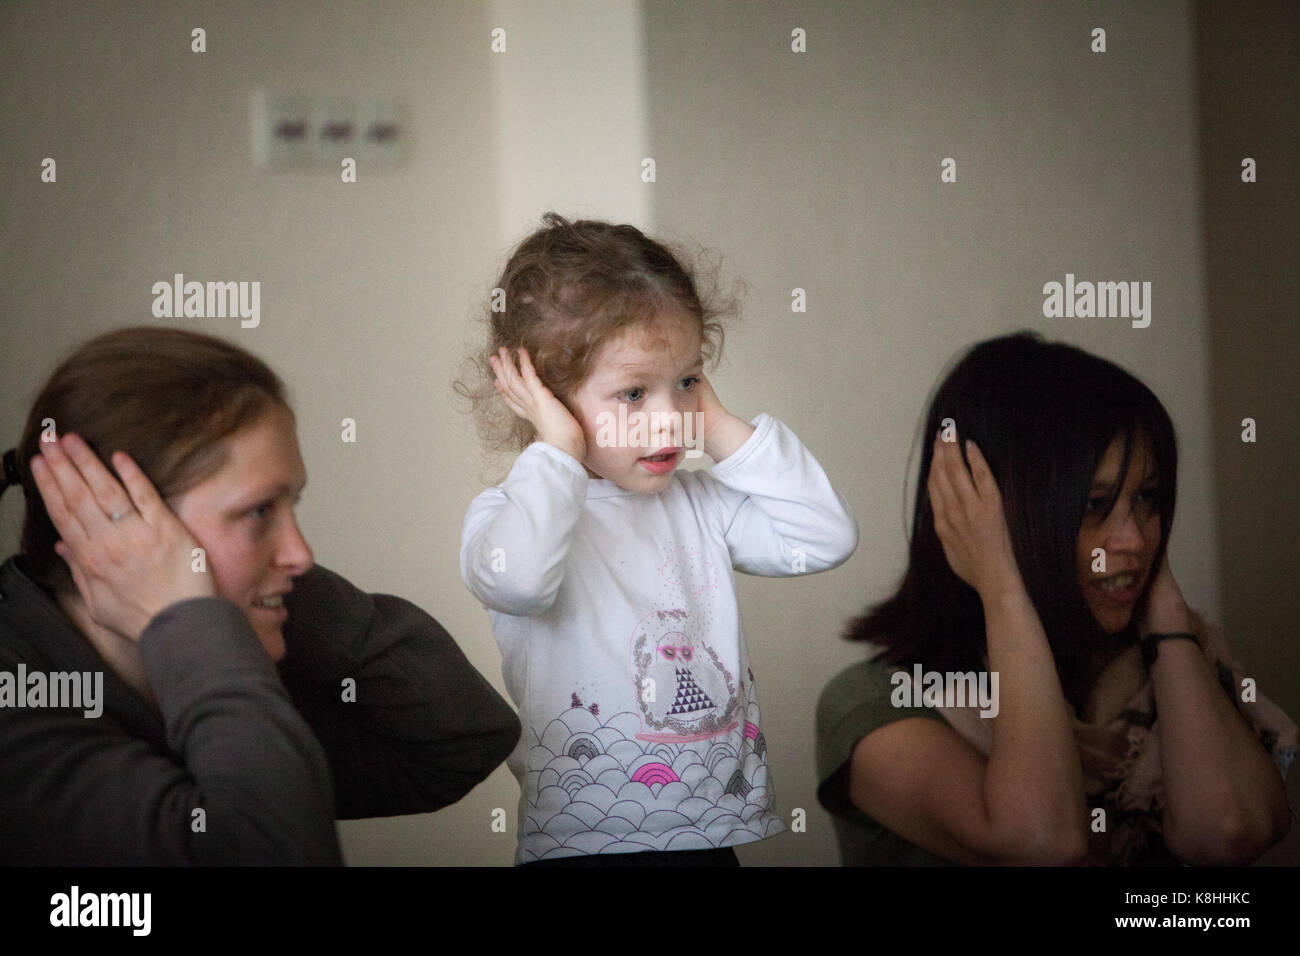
[815,656,952,866]
[816,656,1195,867]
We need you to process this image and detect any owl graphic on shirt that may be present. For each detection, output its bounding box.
[631,607,739,743]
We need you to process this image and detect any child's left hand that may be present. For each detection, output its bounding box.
[694,375,754,462]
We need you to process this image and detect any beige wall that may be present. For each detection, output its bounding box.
[1196,0,1300,865]
[1,1,1288,866]
[645,0,1229,865]
[0,0,516,865]
[0,0,652,867]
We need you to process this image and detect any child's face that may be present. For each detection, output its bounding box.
[567,310,704,493]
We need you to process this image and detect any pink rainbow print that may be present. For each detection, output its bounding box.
[629,762,680,787]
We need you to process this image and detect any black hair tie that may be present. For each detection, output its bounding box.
[2,448,21,494]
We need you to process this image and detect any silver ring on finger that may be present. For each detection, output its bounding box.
[110,508,134,522]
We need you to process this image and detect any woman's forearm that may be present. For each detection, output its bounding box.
[1151,634,1290,863]
[979,581,1088,861]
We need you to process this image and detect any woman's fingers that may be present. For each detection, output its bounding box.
[930,431,1013,592]
[30,455,85,546]
[928,480,954,543]
[938,434,982,511]
[109,450,169,527]
[60,433,136,521]
[929,442,964,549]
[926,464,944,521]
[30,435,211,640]
[38,436,112,534]
[963,438,999,503]
[929,435,962,520]
[34,442,108,546]
[934,430,998,517]
[928,441,971,581]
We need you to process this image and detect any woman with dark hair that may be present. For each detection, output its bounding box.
[0,326,520,864]
[816,332,1295,865]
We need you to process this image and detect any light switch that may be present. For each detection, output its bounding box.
[251,89,314,167]
[253,89,407,171]
[311,96,359,165]
[357,99,406,167]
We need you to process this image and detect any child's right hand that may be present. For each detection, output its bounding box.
[490,347,587,465]
[927,433,1023,600]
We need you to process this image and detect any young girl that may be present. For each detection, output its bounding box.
[458,213,858,865]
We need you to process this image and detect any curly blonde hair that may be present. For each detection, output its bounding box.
[454,213,740,476]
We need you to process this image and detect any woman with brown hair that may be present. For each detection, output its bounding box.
[0,326,520,864]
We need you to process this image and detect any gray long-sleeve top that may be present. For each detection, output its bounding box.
[0,556,520,864]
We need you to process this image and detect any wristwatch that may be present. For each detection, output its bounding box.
[1140,631,1198,669]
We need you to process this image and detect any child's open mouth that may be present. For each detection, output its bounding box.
[638,450,679,474]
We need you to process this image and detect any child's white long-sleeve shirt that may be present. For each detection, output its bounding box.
[460,413,858,863]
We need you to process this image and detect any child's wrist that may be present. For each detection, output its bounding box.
[539,436,586,466]
[706,414,755,463]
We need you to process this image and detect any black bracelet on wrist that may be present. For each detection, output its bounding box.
[1140,631,1198,670]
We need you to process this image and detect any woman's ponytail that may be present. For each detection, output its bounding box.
[1,448,20,499]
